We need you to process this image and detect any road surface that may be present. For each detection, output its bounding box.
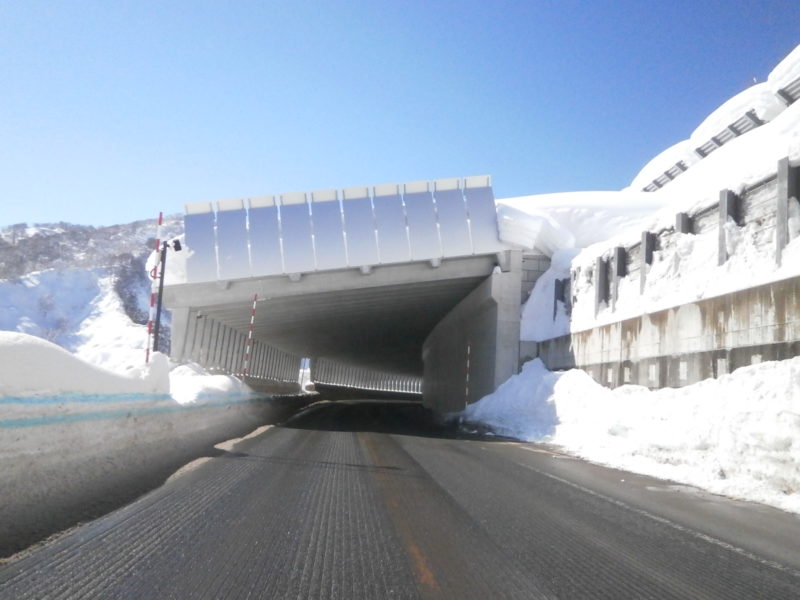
[1,400,799,599]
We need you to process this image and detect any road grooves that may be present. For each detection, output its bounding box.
[0,401,798,599]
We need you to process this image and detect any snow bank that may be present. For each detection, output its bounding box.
[461,358,800,514]
[169,362,257,405]
[0,331,168,396]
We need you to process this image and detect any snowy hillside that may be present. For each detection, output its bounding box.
[0,216,182,374]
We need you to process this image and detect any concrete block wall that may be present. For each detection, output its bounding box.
[521,253,551,303]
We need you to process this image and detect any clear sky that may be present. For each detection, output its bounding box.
[1,0,798,227]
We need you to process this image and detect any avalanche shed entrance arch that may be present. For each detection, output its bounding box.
[164,176,523,412]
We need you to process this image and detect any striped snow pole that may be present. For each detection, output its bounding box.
[242,294,259,376]
[145,212,164,363]
[465,339,472,400]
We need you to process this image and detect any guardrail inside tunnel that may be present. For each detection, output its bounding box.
[310,357,422,395]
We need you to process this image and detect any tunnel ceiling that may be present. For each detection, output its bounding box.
[198,274,488,376]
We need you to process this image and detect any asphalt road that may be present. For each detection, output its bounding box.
[1,400,799,599]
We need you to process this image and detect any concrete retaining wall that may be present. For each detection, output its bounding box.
[0,394,309,557]
[422,252,522,412]
[536,275,800,388]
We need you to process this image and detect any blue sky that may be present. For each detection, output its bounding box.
[1,1,798,227]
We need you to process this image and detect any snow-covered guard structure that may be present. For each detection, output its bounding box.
[534,158,800,388]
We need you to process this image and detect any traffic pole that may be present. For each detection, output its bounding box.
[145,212,163,363]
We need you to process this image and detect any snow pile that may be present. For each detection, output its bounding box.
[0,331,169,396]
[496,191,668,255]
[461,358,800,514]
[169,362,257,405]
[0,330,260,406]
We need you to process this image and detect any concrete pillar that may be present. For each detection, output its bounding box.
[612,246,626,310]
[640,231,656,293]
[209,321,221,369]
[776,157,799,266]
[719,189,741,265]
[594,257,609,316]
[553,279,565,320]
[169,308,191,363]
[421,251,522,412]
[198,317,210,367]
[676,212,691,234]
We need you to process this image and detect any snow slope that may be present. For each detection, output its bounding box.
[0,217,182,374]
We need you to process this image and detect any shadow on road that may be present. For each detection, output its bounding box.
[279,399,514,442]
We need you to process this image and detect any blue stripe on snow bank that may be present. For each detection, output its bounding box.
[0,393,172,406]
[0,395,268,429]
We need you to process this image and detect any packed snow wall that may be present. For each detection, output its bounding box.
[534,158,800,389]
[0,393,309,557]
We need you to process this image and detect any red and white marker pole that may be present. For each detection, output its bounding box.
[465,339,471,400]
[242,293,258,376]
[145,212,164,364]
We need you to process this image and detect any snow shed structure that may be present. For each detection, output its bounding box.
[164,176,525,412]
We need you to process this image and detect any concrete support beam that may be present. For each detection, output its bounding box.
[553,279,566,320]
[676,212,692,234]
[718,189,741,265]
[611,246,626,310]
[776,158,799,266]
[594,257,609,316]
[422,251,522,412]
[169,308,191,363]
